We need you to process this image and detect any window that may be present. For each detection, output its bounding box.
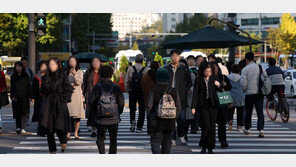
[171,25,176,28]
[171,17,176,22]
[261,17,280,25]
[241,18,259,26]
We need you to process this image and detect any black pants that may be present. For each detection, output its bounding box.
[47,130,67,153]
[228,106,245,127]
[150,130,173,154]
[199,106,217,149]
[96,124,118,154]
[129,91,145,129]
[245,94,264,131]
[267,85,285,101]
[15,115,26,129]
[217,106,227,143]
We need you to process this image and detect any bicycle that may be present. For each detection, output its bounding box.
[266,90,290,123]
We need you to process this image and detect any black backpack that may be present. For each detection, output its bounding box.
[129,66,144,91]
[97,84,118,118]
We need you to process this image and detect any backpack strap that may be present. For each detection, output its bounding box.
[108,85,115,94]
[139,67,145,74]
[132,66,137,73]
[259,64,263,74]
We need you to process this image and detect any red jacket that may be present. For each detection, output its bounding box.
[0,71,6,92]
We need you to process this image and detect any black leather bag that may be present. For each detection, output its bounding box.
[0,89,9,107]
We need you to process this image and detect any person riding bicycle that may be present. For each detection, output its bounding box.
[265,58,285,101]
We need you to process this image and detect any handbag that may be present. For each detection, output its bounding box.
[0,89,9,107]
[216,91,233,106]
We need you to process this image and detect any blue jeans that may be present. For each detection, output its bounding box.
[245,94,264,131]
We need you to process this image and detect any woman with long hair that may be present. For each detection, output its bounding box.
[66,56,85,140]
[31,61,47,123]
[83,57,101,137]
[10,61,31,134]
[142,61,160,106]
[39,58,73,154]
[209,61,232,149]
[191,61,220,154]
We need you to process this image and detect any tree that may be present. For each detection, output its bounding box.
[119,55,129,74]
[154,52,164,67]
[132,41,139,50]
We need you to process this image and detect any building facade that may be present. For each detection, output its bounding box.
[162,13,194,33]
[111,13,161,40]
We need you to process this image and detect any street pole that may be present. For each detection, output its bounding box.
[28,13,36,74]
[87,13,90,52]
[264,41,267,62]
[129,20,132,49]
[92,31,95,53]
[69,14,72,55]
[228,13,236,63]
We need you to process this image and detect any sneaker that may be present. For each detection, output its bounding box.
[200,147,207,154]
[228,120,233,131]
[136,129,143,133]
[91,131,96,137]
[208,149,214,154]
[220,142,229,148]
[259,130,264,138]
[21,129,26,134]
[172,140,176,146]
[237,126,243,133]
[16,128,21,134]
[130,121,136,132]
[243,129,250,135]
[180,136,186,144]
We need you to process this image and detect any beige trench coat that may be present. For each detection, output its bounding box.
[67,70,85,119]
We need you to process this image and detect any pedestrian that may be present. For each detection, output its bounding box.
[241,52,265,138]
[142,61,160,106]
[125,54,147,133]
[207,54,216,62]
[10,62,31,134]
[66,56,85,140]
[164,49,192,145]
[210,61,231,148]
[265,58,285,102]
[216,57,229,75]
[186,56,199,134]
[84,57,102,137]
[195,55,204,71]
[30,61,47,123]
[88,65,125,154]
[0,66,8,134]
[191,61,220,154]
[21,57,34,126]
[147,68,181,154]
[226,61,234,74]
[38,57,73,154]
[227,65,245,132]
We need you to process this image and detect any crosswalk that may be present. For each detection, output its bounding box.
[8,107,296,154]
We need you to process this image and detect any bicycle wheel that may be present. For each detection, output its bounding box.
[279,98,290,123]
[266,99,277,121]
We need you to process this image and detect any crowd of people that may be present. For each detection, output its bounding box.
[0,49,286,154]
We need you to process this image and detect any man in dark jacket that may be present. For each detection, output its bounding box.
[147,68,181,154]
[164,49,192,145]
[88,65,125,154]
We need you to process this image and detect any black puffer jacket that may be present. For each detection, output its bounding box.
[146,82,181,134]
[88,79,125,126]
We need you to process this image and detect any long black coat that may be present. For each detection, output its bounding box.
[38,72,73,135]
[10,72,31,118]
[164,64,192,109]
[30,74,43,122]
[146,82,181,134]
[191,76,220,109]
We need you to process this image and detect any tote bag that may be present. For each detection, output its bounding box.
[216,91,233,106]
[0,89,9,107]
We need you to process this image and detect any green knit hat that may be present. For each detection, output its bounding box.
[156,68,170,82]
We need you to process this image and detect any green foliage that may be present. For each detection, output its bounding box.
[72,13,112,53]
[132,41,139,50]
[240,31,262,54]
[154,52,164,67]
[119,55,129,74]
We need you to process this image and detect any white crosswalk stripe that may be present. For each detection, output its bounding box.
[9,107,296,154]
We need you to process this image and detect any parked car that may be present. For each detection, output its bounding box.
[284,69,296,97]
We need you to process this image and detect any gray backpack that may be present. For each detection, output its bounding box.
[97,84,118,118]
[157,93,177,119]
